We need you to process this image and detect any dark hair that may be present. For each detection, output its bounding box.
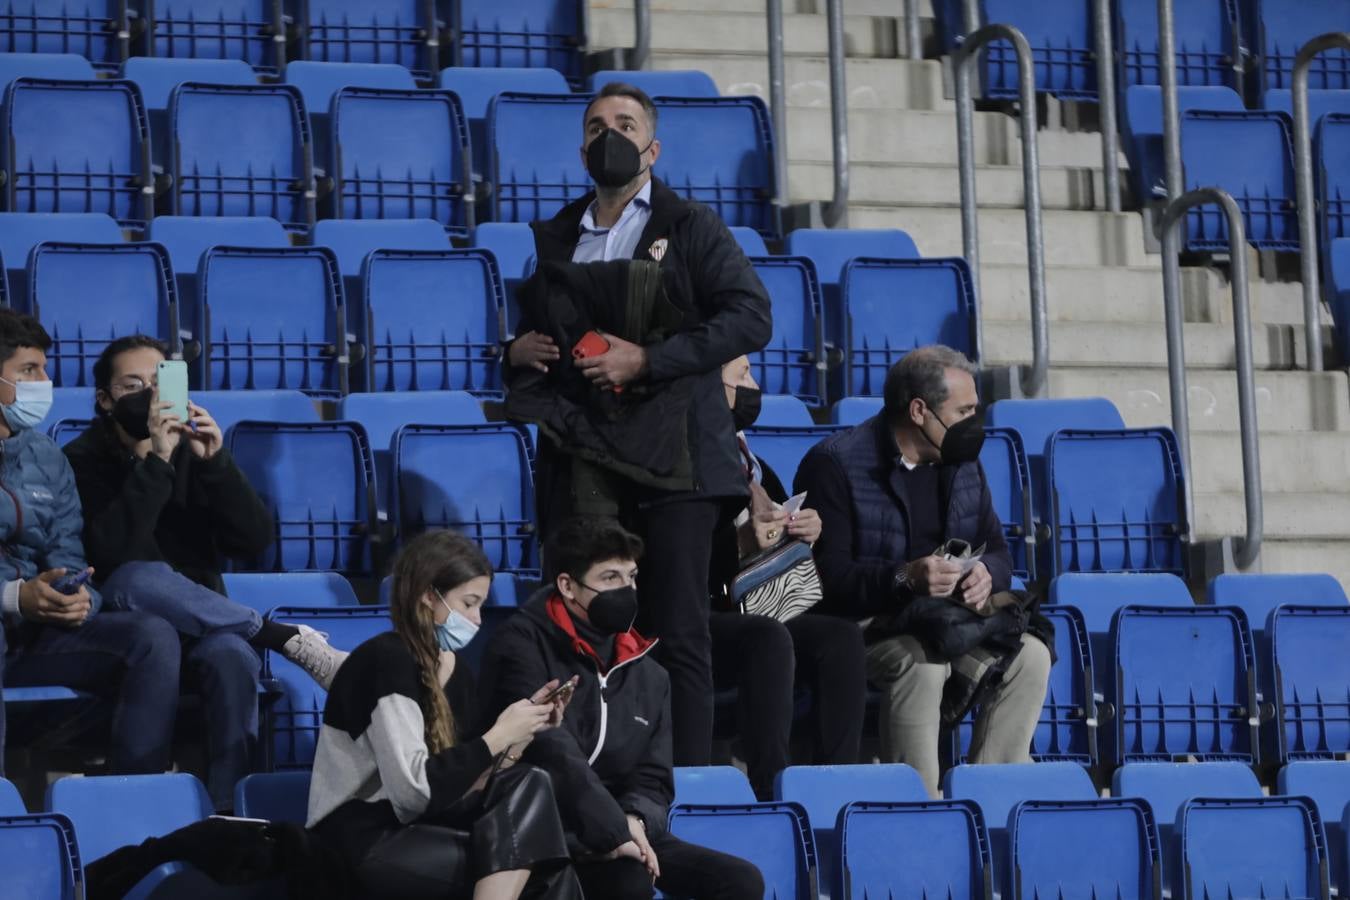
[93,335,169,393]
[545,517,645,584]
[583,82,658,135]
[388,530,494,753]
[882,344,978,426]
[0,308,51,369]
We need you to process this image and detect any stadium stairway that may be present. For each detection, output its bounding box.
[589,0,1350,589]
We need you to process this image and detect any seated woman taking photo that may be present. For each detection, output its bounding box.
[307,530,581,899]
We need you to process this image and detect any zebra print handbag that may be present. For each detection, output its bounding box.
[732,539,823,622]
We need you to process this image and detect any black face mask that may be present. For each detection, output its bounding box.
[581,584,639,635]
[585,128,651,189]
[110,388,153,441]
[921,408,986,465]
[729,385,762,432]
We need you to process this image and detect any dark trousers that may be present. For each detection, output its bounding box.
[3,610,181,775]
[711,611,866,799]
[574,829,764,900]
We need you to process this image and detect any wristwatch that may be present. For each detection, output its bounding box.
[891,563,911,595]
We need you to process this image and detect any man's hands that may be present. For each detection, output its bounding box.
[904,557,993,612]
[509,331,561,373]
[957,561,993,612]
[608,815,659,880]
[574,332,647,390]
[19,567,93,627]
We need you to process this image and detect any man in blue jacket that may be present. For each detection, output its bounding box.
[796,345,1051,797]
[0,309,180,777]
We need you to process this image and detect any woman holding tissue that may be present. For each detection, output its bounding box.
[707,357,867,800]
[307,530,582,900]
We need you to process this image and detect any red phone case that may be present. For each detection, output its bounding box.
[572,330,610,359]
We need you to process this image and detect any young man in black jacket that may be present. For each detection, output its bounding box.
[506,82,773,766]
[480,517,763,900]
[63,335,346,809]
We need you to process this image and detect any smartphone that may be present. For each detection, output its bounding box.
[572,330,611,360]
[52,569,92,595]
[156,359,190,425]
[541,679,577,704]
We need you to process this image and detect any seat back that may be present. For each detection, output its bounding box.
[362,249,505,396]
[0,2,128,68]
[1180,797,1328,900]
[785,228,920,288]
[673,766,756,806]
[0,213,124,288]
[121,56,256,112]
[222,571,358,617]
[1258,0,1350,91]
[439,67,570,183]
[201,246,346,395]
[47,772,212,863]
[313,218,449,277]
[148,215,288,277]
[233,771,312,824]
[226,421,376,574]
[668,803,813,900]
[980,0,1095,99]
[27,241,178,388]
[192,389,320,436]
[47,418,93,447]
[284,59,416,112]
[1121,83,1246,201]
[0,52,96,86]
[48,388,95,431]
[330,88,472,237]
[0,778,24,815]
[830,396,881,426]
[392,423,536,573]
[298,0,434,79]
[837,800,992,900]
[1047,428,1186,575]
[588,69,720,98]
[1113,760,1263,829]
[979,427,1033,581]
[1116,0,1240,89]
[1113,606,1258,764]
[472,222,536,282]
[1319,113,1350,249]
[1273,605,1350,759]
[1209,572,1348,635]
[1264,88,1350,128]
[1049,572,1193,636]
[756,394,814,428]
[489,92,592,223]
[2,78,151,229]
[729,226,768,256]
[1182,109,1298,251]
[0,812,81,899]
[842,257,976,397]
[742,426,840,489]
[749,256,824,405]
[170,83,314,232]
[148,0,285,73]
[456,0,585,81]
[1279,760,1350,896]
[1010,799,1161,900]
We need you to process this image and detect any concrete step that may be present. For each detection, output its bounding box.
[1255,540,1350,592]
[651,55,948,110]
[790,161,1104,211]
[591,9,902,58]
[1047,368,1350,434]
[982,321,1298,370]
[1195,492,1350,542]
[845,207,1151,267]
[1191,432,1350,494]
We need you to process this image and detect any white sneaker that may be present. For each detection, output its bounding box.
[282,624,348,691]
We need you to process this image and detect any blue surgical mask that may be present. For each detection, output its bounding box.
[434,588,480,652]
[0,376,52,433]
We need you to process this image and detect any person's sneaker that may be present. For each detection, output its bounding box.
[282,624,348,691]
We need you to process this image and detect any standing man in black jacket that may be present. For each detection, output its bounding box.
[64,335,346,809]
[506,82,772,765]
[480,516,763,900]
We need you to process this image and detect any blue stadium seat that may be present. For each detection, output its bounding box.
[1182,108,1298,251]
[829,396,881,425]
[49,388,94,430]
[668,802,814,900]
[1257,0,1350,91]
[1208,572,1347,634]
[454,0,585,83]
[376,568,536,608]
[836,800,992,900]
[977,0,1096,99]
[1272,605,1350,760]
[785,228,919,287]
[1009,799,1162,900]
[757,393,814,428]
[1280,760,1350,896]
[0,2,128,69]
[729,226,768,256]
[329,87,473,237]
[749,256,824,405]
[588,69,720,98]
[439,66,569,185]
[26,241,180,388]
[1320,114,1350,362]
[471,221,536,333]
[0,778,26,813]
[121,56,257,112]
[674,766,757,806]
[0,812,81,900]
[264,605,390,768]
[0,51,96,86]
[1113,606,1259,764]
[146,215,289,284]
[234,770,311,825]
[145,0,286,73]
[488,92,589,224]
[0,78,152,230]
[744,425,840,489]
[297,1,437,80]
[1115,0,1242,90]
[392,423,536,573]
[1122,84,1245,202]
[842,257,977,397]
[226,421,377,574]
[169,83,315,233]
[1180,797,1329,900]
[1046,428,1186,576]
[776,764,927,899]
[0,212,123,311]
[47,772,212,863]
[284,61,418,175]
[1264,88,1350,126]
[221,571,359,617]
[361,248,506,397]
[979,427,1034,581]
[313,218,449,277]
[200,246,348,395]
[46,418,93,447]
[191,389,320,436]
[1330,238,1350,365]
[1048,572,1193,637]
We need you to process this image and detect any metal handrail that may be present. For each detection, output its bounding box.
[766,0,789,209]
[954,23,1049,397]
[821,0,849,226]
[904,0,922,60]
[632,0,651,70]
[1292,32,1350,373]
[1092,0,1121,212]
[1156,188,1263,569]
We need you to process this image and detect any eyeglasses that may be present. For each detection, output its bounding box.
[110,377,155,395]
